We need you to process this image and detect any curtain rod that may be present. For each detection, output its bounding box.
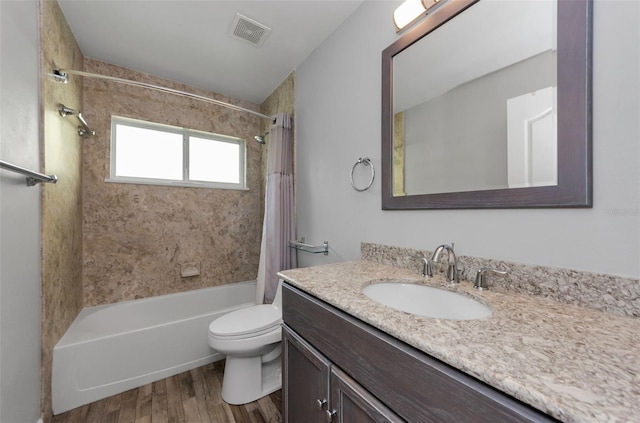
[52,69,275,122]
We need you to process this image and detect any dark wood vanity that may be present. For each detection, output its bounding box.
[282,283,557,422]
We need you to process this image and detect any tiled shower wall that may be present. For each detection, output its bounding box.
[40,0,84,419]
[260,72,295,122]
[81,59,265,306]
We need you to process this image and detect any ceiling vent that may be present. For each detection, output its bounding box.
[229,13,271,47]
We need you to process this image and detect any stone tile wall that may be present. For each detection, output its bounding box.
[39,0,85,420]
[81,59,264,306]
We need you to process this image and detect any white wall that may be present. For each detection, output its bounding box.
[295,0,640,278]
[404,51,555,195]
[0,1,43,422]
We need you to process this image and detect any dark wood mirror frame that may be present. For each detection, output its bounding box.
[382,0,592,210]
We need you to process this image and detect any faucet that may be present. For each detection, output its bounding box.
[474,268,508,290]
[421,257,433,278]
[431,244,458,283]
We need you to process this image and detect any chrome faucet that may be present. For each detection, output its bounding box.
[431,244,458,283]
[474,268,508,290]
[421,257,433,278]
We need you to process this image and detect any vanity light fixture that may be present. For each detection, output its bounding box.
[393,0,441,32]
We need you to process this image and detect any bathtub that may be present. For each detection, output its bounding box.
[52,281,256,414]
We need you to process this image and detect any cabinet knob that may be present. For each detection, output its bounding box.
[325,409,337,422]
[316,398,327,410]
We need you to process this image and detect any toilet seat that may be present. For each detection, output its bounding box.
[208,304,281,340]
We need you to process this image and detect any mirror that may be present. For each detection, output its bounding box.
[382,0,592,209]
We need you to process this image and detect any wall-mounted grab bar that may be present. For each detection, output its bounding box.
[289,238,329,255]
[58,103,95,136]
[0,159,58,186]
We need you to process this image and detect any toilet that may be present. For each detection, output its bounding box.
[208,279,283,405]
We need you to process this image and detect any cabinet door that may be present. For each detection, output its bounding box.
[330,367,405,423]
[283,325,331,423]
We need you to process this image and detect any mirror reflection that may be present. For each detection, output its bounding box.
[392,0,557,197]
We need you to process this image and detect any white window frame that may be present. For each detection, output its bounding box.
[107,116,247,190]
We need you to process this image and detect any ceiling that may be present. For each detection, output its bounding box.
[57,0,365,104]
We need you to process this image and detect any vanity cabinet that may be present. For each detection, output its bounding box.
[282,326,329,423]
[283,325,403,423]
[282,283,558,423]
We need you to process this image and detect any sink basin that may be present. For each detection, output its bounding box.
[362,282,491,320]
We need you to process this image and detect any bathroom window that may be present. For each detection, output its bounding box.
[108,116,246,190]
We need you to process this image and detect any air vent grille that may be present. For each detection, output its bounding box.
[230,13,271,47]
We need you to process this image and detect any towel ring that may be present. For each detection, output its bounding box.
[350,157,375,192]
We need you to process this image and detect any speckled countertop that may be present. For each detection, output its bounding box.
[278,261,640,423]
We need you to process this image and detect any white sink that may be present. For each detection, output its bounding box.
[362,281,492,320]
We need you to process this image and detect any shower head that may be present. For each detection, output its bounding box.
[58,104,77,117]
[254,132,268,144]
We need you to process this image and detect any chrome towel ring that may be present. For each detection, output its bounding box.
[350,157,375,192]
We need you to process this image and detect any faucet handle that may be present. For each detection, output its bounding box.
[421,258,433,278]
[474,267,508,290]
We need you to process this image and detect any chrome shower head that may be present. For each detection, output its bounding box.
[58,104,77,117]
[254,132,268,144]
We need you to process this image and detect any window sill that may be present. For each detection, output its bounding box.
[105,177,248,191]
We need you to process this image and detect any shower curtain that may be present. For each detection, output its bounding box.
[256,113,297,304]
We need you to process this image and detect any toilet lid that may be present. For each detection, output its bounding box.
[208,304,282,338]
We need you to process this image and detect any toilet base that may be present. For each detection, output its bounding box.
[221,347,282,405]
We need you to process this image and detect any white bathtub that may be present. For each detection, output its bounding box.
[52,281,256,414]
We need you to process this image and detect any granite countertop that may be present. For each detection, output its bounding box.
[278,261,640,423]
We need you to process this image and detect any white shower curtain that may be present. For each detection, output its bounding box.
[256,113,297,304]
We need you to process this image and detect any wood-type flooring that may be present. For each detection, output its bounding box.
[51,361,282,423]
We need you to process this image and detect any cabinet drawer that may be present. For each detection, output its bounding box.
[283,284,557,423]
